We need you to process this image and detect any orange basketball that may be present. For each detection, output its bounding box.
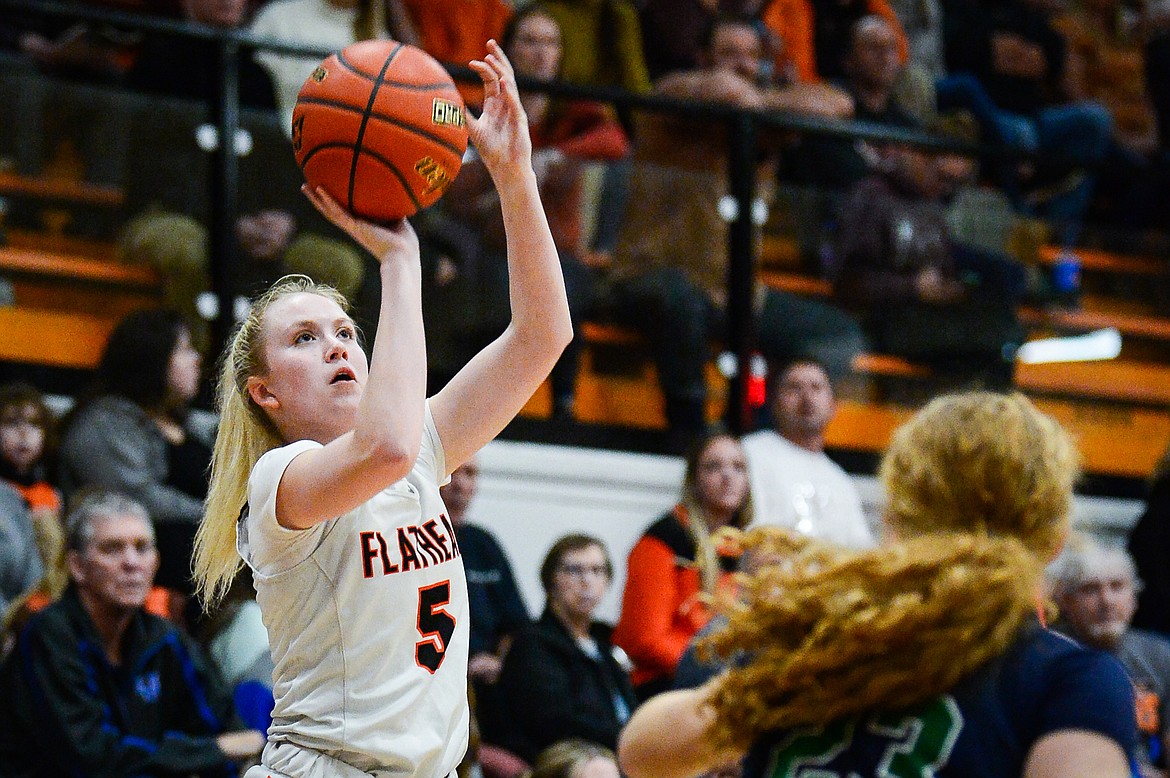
[292,40,469,223]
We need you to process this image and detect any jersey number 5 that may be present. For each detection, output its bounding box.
[416,580,456,673]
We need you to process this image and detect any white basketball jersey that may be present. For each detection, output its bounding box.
[239,403,469,776]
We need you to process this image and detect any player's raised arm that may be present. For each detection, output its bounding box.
[430,40,573,473]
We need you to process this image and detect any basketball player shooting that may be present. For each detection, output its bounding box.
[191,41,572,778]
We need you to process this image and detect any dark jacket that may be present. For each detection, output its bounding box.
[488,608,637,762]
[0,587,241,777]
[1131,474,1170,636]
[943,0,1066,115]
[834,172,956,309]
[456,523,529,657]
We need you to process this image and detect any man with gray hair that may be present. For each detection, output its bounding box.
[1050,536,1170,776]
[0,491,264,776]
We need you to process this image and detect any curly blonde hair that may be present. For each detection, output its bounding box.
[702,392,1079,752]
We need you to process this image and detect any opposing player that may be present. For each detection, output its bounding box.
[191,41,571,778]
[618,392,1139,778]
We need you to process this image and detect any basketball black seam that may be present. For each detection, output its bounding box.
[349,42,404,213]
[296,96,467,156]
[301,142,423,217]
[336,49,454,89]
[334,47,456,88]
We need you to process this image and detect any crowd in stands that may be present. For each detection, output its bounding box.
[2,0,1170,774]
[1,0,1169,424]
[3,336,1170,774]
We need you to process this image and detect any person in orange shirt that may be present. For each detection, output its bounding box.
[761,0,909,83]
[399,0,513,108]
[613,431,752,701]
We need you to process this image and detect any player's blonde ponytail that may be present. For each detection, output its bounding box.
[193,276,348,609]
[700,392,1078,752]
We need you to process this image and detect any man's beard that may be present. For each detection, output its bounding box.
[1083,620,1127,648]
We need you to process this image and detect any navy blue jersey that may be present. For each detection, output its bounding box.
[743,626,1139,777]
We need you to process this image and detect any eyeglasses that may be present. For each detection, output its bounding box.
[557,563,609,579]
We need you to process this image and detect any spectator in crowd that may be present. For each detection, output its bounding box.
[939,0,1112,236]
[120,0,368,346]
[0,491,265,775]
[760,0,910,83]
[638,0,771,81]
[0,5,135,220]
[489,535,636,764]
[1054,0,1167,229]
[618,392,1138,778]
[526,739,622,778]
[0,482,41,631]
[833,141,1026,386]
[536,0,652,95]
[0,382,61,518]
[128,0,276,110]
[614,431,750,700]
[441,6,629,419]
[399,0,512,108]
[888,0,945,78]
[533,0,650,258]
[58,309,211,604]
[742,359,874,547]
[1130,444,1170,636]
[0,383,65,647]
[788,15,922,190]
[607,14,864,434]
[251,0,416,135]
[440,459,529,728]
[1050,537,1170,775]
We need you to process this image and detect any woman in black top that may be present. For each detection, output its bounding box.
[487,534,637,763]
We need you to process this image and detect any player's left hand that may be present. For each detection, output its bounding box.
[303,185,419,266]
[466,40,533,179]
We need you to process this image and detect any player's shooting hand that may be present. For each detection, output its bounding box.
[466,40,533,184]
[303,185,419,266]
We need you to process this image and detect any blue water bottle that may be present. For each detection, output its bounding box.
[1051,251,1082,307]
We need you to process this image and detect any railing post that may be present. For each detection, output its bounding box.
[209,36,242,357]
[724,111,758,435]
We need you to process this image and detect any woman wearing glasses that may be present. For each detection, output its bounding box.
[485,534,636,764]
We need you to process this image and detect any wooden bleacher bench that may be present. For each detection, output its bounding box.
[826,397,1170,479]
[6,228,120,261]
[760,267,1170,352]
[1018,305,1170,343]
[0,172,124,209]
[0,245,162,319]
[1014,360,1170,406]
[0,307,115,370]
[0,246,156,288]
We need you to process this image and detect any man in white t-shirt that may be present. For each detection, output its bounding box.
[741,359,875,548]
